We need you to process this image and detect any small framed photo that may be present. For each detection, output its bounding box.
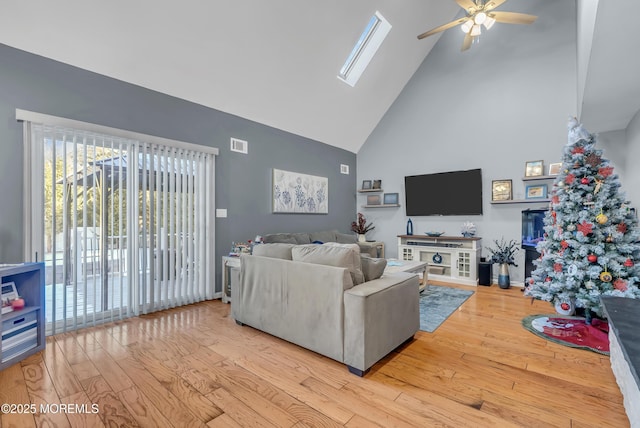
[526,184,548,199]
[367,195,382,205]
[491,180,512,201]
[372,179,382,190]
[361,180,372,190]
[525,160,544,177]
[383,193,399,205]
[548,162,562,176]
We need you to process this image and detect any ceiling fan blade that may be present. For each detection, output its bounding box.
[456,0,478,14]
[417,18,469,39]
[491,11,537,25]
[484,0,508,12]
[461,32,473,52]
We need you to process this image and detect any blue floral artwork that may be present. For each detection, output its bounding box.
[273,169,328,214]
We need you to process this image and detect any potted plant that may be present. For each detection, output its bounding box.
[351,212,375,242]
[487,238,519,289]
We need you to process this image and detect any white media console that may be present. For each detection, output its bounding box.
[397,235,482,286]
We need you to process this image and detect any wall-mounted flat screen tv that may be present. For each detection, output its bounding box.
[404,168,483,216]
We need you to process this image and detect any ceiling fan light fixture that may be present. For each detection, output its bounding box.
[470,24,482,36]
[474,12,487,25]
[483,15,496,30]
[461,20,473,33]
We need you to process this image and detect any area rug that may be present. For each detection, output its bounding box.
[419,285,474,333]
[522,314,610,355]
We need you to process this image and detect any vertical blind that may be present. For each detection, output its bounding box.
[20,112,217,335]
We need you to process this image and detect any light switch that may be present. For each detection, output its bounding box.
[216,209,227,218]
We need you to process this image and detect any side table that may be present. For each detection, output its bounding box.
[222,256,241,303]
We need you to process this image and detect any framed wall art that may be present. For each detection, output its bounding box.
[525,160,544,177]
[367,195,382,205]
[383,193,399,205]
[491,180,512,201]
[361,180,372,190]
[525,184,548,199]
[548,162,562,176]
[273,169,328,214]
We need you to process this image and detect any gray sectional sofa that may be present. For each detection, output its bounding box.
[231,242,420,376]
[261,229,380,257]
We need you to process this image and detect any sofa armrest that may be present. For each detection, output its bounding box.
[343,272,420,373]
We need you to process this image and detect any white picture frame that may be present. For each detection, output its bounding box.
[1,281,18,314]
[272,169,328,214]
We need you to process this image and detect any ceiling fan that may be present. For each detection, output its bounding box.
[417,0,537,51]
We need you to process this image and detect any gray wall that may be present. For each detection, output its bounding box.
[0,44,356,291]
[625,109,640,208]
[357,0,577,284]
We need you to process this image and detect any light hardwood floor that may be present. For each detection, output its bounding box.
[0,282,629,427]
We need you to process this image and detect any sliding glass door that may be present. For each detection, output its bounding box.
[21,113,216,335]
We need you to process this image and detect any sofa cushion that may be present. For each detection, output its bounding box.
[335,232,357,244]
[290,233,312,244]
[309,230,338,244]
[292,243,364,285]
[360,256,387,282]
[252,243,296,260]
[263,233,298,244]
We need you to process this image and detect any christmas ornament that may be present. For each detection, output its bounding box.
[595,213,608,224]
[568,264,578,276]
[585,280,595,289]
[561,240,569,249]
[557,181,564,188]
[581,177,589,185]
[567,224,576,232]
[587,254,598,263]
[574,162,581,168]
[614,279,628,292]
[618,223,628,233]
[552,195,560,205]
[577,221,594,236]
[606,234,614,243]
[594,179,603,194]
[599,271,612,282]
[565,174,576,185]
[598,166,614,177]
[545,277,552,282]
[585,153,601,167]
[554,299,576,316]
[572,146,585,155]
[624,258,634,267]
[554,263,563,272]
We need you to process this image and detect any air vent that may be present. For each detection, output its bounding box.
[340,164,350,175]
[230,138,248,154]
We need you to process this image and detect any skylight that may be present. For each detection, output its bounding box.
[338,11,392,87]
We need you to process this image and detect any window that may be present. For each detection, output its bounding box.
[338,11,392,87]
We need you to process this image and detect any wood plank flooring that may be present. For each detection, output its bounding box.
[0,282,629,427]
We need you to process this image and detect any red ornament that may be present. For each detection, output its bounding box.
[614,279,628,292]
[577,221,594,236]
[553,263,563,272]
[624,258,634,267]
[560,302,570,311]
[599,166,614,177]
[545,277,552,282]
[552,195,560,205]
[587,254,598,263]
[565,174,576,184]
[529,278,535,285]
[561,240,569,249]
[581,177,589,184]
[618,223,628,233]
[572,146,585,155]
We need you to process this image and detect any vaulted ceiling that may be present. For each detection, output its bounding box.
[0,1,636,153]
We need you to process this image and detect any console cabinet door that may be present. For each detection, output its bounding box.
[454,251,472,279]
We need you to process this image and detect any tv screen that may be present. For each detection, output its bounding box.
[404,169,483,216]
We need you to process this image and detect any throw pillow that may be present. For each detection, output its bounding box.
[252,243,296,260]
[335,232,357,244]
[263,233,298,244]
[360,256,387,282]
[292,243,364,285]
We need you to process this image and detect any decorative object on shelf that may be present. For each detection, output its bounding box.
[383,192,399,205]
[525,184,547,199]
[548,162,562,175]
[487,238,519,289]
[372,179,382,189]
[351,212,374,241]
[361,180,372,190]
[273,169,328,214]
[406,218,413,235]
[461,221,476,237]
[525,160,544,177]
[425,231,445,237]
[1,281,18,314]
[366,194,381,205]
[11,296,25,311]
[491,180,512,201]
[432,253,443,264]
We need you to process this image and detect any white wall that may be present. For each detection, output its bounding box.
[357,0,577,284]
[625,109,640,208]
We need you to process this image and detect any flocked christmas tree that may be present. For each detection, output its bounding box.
[524,118,640,319]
